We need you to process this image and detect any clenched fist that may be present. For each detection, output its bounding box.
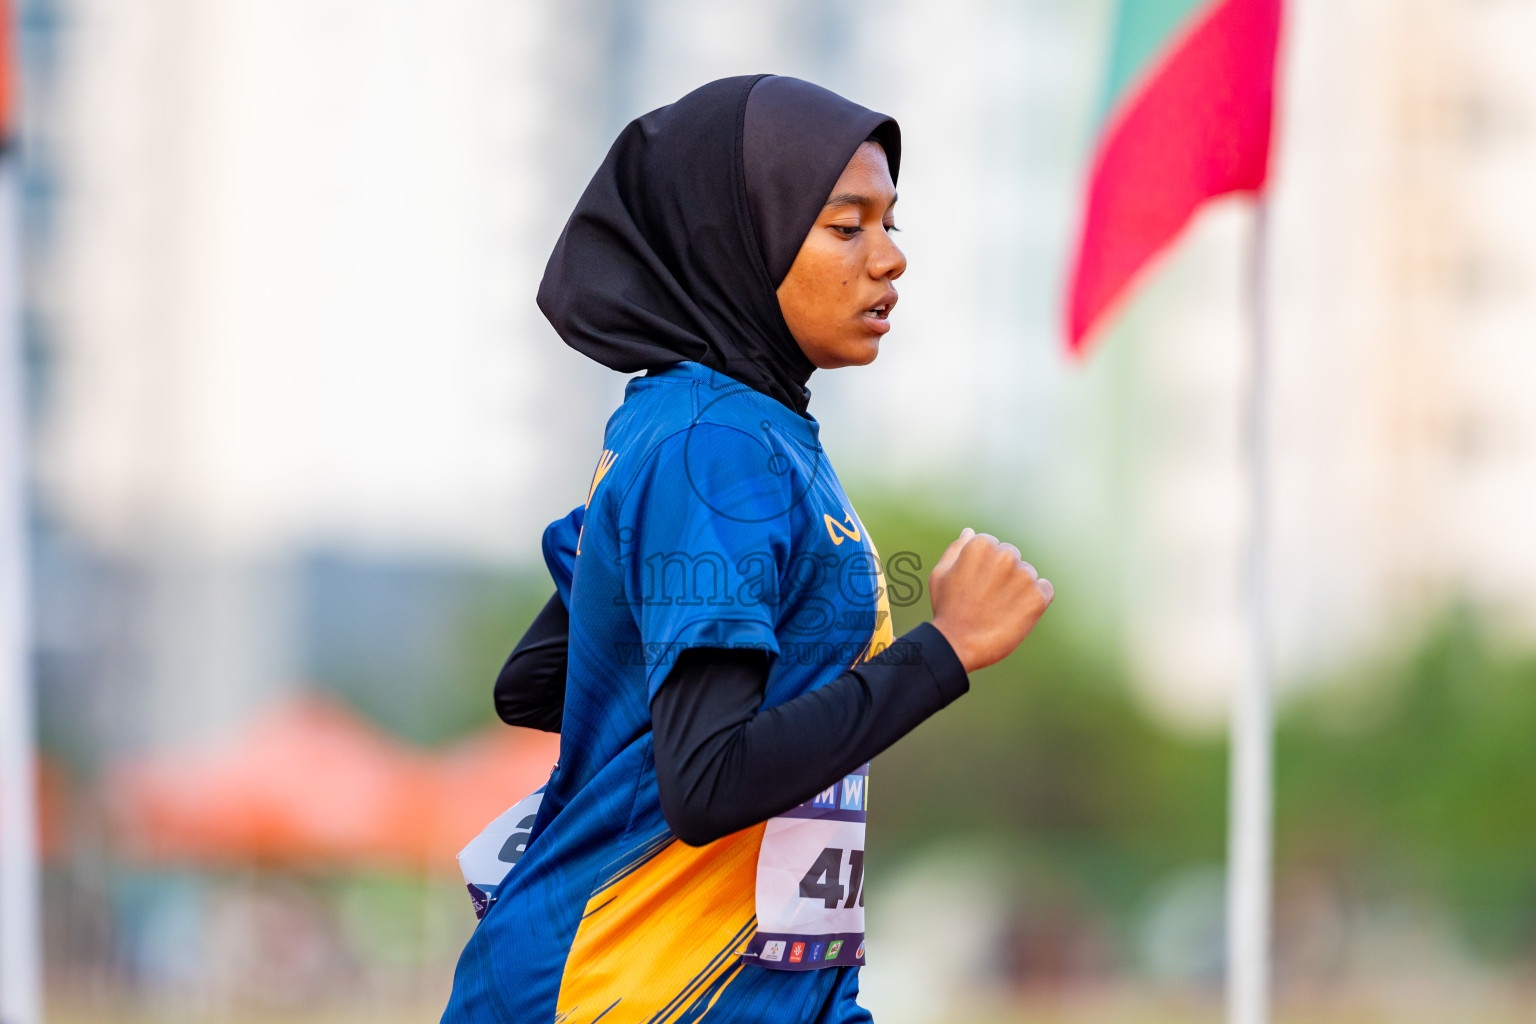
[928,527,1054,674]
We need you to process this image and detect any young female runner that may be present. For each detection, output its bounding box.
[443,74,1053,1024]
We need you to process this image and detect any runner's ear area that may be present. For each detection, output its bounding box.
[743,75,901,288]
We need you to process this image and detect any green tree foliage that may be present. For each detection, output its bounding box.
[855,494,1536,961]
[1275,608,1536,959]
[854,494,1226,926]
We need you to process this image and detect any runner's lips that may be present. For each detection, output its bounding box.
[860,291,898,322]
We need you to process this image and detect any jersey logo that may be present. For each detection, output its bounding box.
[823,510,862,546]
[577,449,617,556]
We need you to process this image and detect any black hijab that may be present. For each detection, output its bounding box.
[537,75,901,415]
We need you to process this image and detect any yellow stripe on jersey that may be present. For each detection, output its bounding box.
[851,512,895,665]
[555,823,765,1024]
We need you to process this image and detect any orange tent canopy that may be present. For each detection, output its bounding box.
[108,694,558,874]
[0,756,71,861]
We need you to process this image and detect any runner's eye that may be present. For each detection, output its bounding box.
[830,225,861,237]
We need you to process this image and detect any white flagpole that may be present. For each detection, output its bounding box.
[0,144,41,1023]
[1227,196,1274,1024]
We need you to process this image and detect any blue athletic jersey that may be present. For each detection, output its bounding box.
[443,361,895,1024]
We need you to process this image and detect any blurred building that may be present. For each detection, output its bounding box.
[1120,0,1536,719]
[31,0,629,749]
[38,0,626,563]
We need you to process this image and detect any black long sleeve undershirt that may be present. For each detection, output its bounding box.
[493,592,569,733]
[650,623,968,845]
[493,592,970,846]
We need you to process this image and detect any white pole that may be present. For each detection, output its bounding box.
[0,148,41,1024]
[1227,196,1274,1024]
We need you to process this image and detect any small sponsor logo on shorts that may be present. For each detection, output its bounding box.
[760,940,786,962]
[789,942,806,963]
[809,941,825,962]
[826,940,843,960]
[855,940,865,960]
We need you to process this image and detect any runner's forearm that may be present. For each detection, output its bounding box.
[650,622,968,846]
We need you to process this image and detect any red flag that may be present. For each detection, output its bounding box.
[1066,0,1282,354]
[0,0,12,148]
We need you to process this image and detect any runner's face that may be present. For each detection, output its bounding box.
[776,142,905,369]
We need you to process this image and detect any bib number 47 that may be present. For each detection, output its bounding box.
[798,847,865,909]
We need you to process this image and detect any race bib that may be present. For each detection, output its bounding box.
[739,764,868,971]
[456,788,544,919]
